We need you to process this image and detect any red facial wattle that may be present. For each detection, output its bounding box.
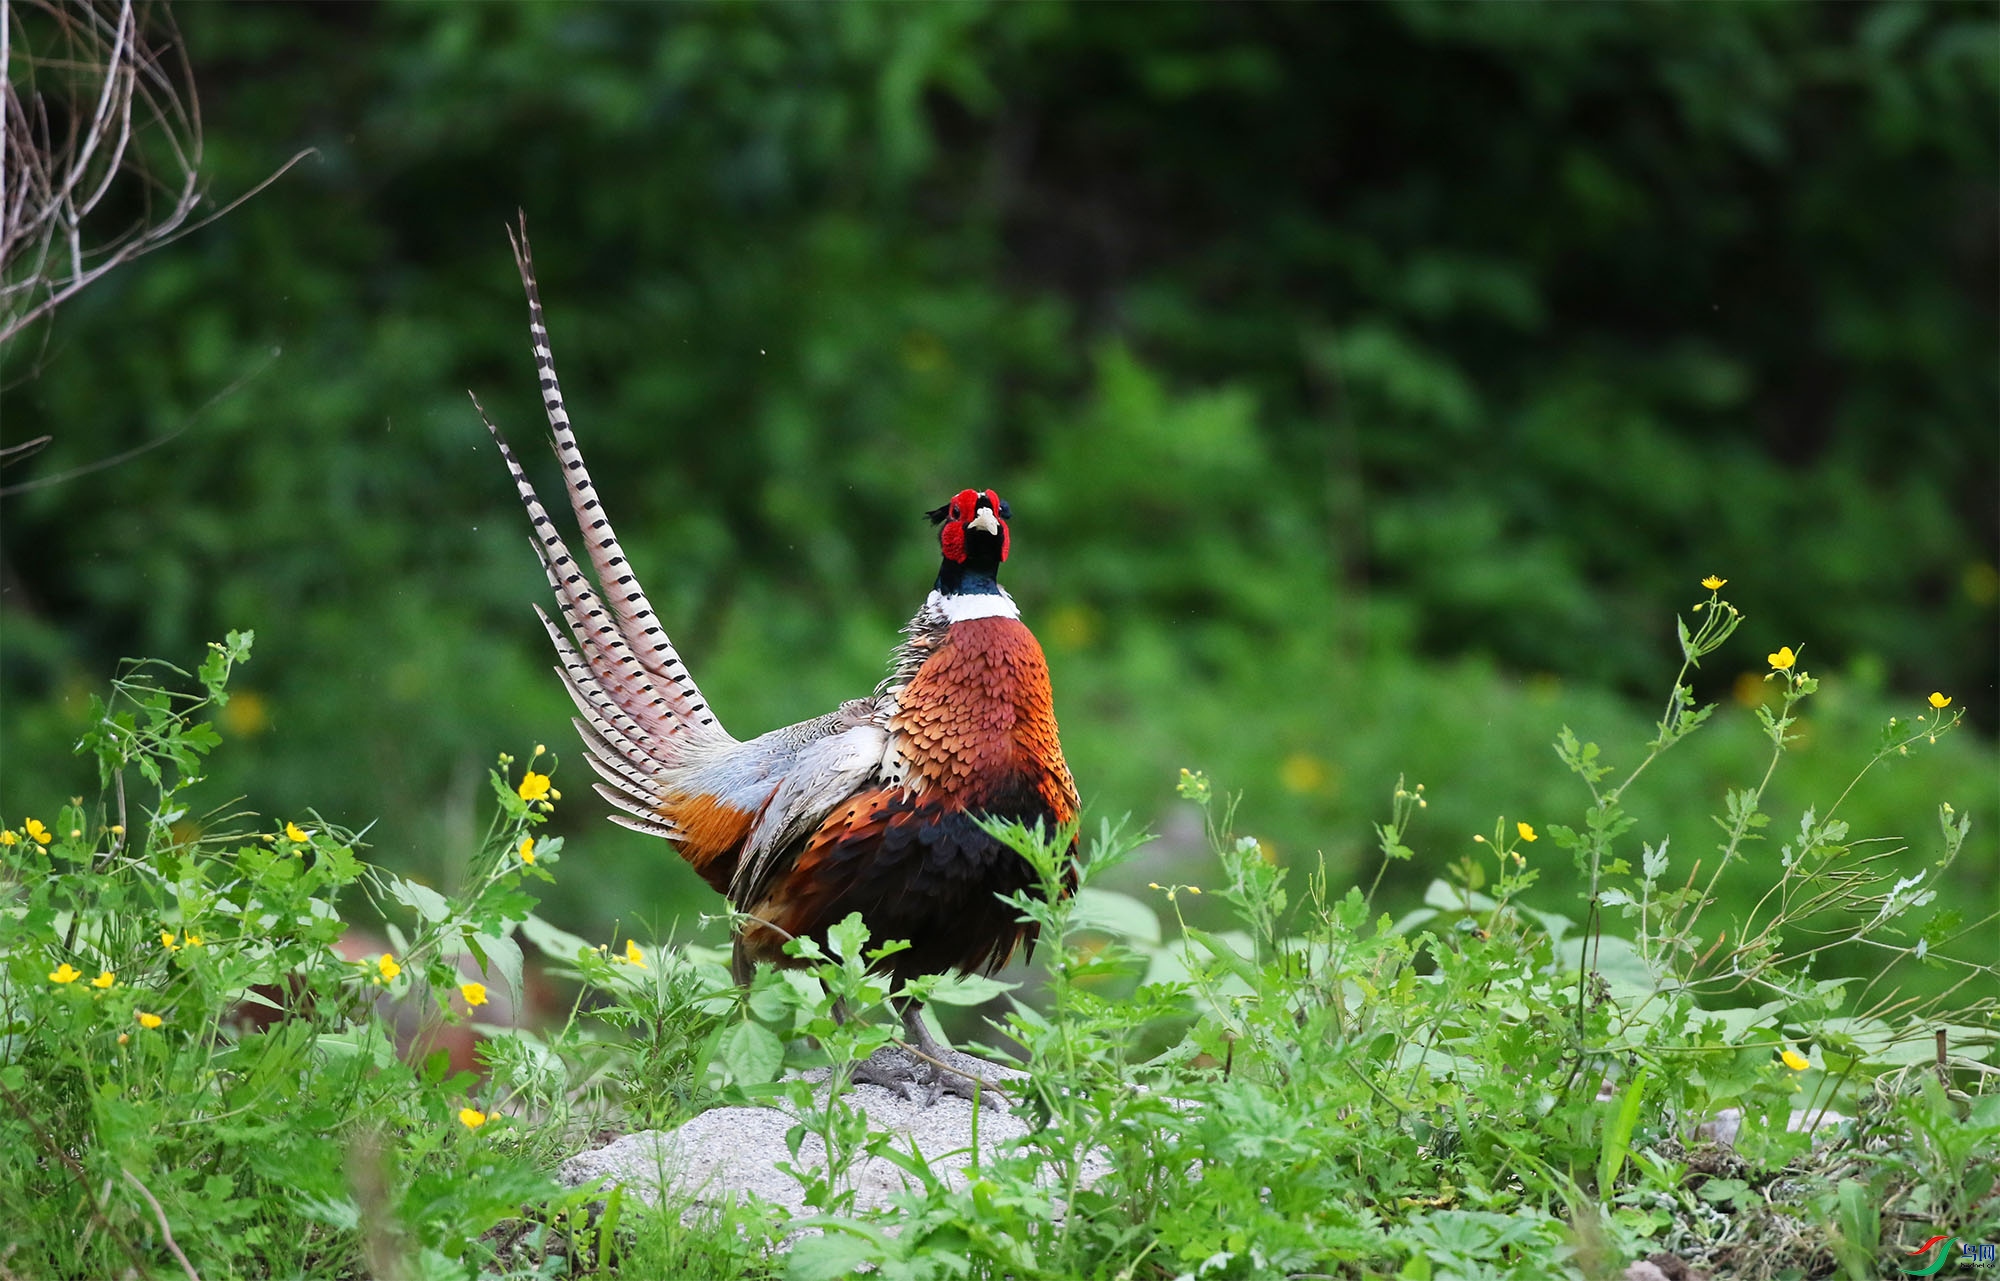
[938,487,1009,565]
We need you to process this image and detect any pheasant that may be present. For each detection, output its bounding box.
[476,223,1079,1100]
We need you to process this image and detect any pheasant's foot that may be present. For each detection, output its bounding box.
[913,1054,1008,1105]
[848,1046,927,1101]
[846,1045,1010,1106]
[900,1003,1012,1105]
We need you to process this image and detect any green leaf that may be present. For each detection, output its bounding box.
[463,931,523,1003]
[786,1232,883,1281]
[387,876,452,924]
[1070,887,1162,944]
[1596,1069,1649,1192]
[719,1020,784,1086]
[921,973,1018,1006]
[519,913,594,964]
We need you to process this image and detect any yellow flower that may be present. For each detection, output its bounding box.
[1516,822,1538,843]
[1928,692,1952,709]
[376,953,402,982]
[184,933,204,948]
[621,939,646,967]
[458,1107,488,1130]
[460,982,488,1008]
[1767,646,1796,672]
[1780,1048,1810,1072]
[160,929,179,951]
[25,818,52,845]
[517,772,552,803]
[1701,575,1726,591]
[136,1010,163,1029]
[0,831,16,846]
[519,835,536,865]
[49,963,81,984]
[91,970,115,989]
[285,821,311,842]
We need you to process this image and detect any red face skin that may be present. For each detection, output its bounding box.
[940,488,1008,564]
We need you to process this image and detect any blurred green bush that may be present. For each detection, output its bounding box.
[2,2,1992,970]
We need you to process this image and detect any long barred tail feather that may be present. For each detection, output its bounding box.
[473,213,745,837]
[473,392,705,829]
[473,390,686,755]
[503,215,723,739]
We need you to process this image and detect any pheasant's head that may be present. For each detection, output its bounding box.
[928,488,1010,594]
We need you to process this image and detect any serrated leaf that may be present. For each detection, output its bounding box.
[387,877,452,923]
[1641,838,1669,881]
[719,1020,783,1086]
[785,1232,881,1281]
[825,912,869,962]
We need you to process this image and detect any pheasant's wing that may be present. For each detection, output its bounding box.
[724,706,891,911]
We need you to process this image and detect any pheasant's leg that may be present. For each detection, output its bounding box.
[900,1003,1010,1105]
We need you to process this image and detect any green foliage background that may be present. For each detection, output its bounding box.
[3,2,1994,968]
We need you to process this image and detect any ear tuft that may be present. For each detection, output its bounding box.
[925,502,952,526]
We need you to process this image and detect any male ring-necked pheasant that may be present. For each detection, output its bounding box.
[477,224,1078,1099]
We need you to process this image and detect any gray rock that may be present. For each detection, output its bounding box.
[559,1048,1108,1222]
[1690,1105,1850,1148]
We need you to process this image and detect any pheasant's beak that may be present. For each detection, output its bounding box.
[968,508,1001,537]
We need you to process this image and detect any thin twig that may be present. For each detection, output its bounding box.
[121,1169,201,1281]
[0,342,280,495]
[0,1074,149,1277]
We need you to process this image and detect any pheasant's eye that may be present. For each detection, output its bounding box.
[949,504,961,521]
[997,499,1011,520]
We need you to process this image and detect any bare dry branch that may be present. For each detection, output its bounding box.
[1,0,306,351]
